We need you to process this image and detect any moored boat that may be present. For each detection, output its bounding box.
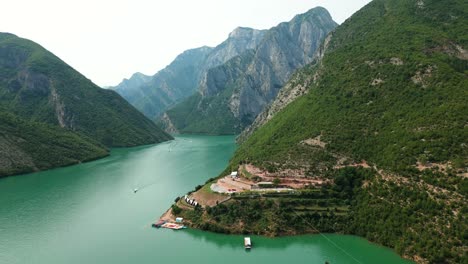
[244,237,252,249]
[151,220,166,228]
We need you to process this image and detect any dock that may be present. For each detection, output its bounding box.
[161,222,186,230]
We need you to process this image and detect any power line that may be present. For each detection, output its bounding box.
[293,210,364,264]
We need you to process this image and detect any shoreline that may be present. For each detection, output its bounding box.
[0,138,176,179]
[162,165,431,264]
[159,206,419,263]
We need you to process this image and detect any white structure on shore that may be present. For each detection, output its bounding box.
[184,196,198,207]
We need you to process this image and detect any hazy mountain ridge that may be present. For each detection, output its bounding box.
[161,7,338,134]
[111,28,267,119]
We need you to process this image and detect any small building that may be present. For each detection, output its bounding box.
[175,217,183,223]
[230,171,238,178]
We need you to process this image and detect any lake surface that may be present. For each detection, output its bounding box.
[0,135,413,264]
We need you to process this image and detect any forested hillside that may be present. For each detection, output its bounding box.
[178,0,467,263]
[0,111,108,177]
[0,33,172,147]
[0,33,172,176]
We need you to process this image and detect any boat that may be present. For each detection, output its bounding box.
[244,237,252,249]
[151,220,166,228]
[133,188,138,193]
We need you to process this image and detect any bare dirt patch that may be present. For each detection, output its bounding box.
[300,135,326,148]
[213,176,253,193]
[160,208,175,222]
[390,57,404,65]
[191,185,229,207]
[242,164,330,188]
[371,78,384,86]
[334,160,371,170]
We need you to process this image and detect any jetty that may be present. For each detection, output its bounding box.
[161,222,186,230]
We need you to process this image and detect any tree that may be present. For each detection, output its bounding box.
[171,205,182,215]
[273,177,281,187]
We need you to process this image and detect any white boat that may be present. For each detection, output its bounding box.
[133,188,138,193]
[244,237,251,249]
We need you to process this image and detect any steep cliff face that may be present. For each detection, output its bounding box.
[0,32,172,148]
[162,7,338,134]
[112,47,212,119]
[111,28,266,119]
[203,27,266,70]
[237,33,334,142]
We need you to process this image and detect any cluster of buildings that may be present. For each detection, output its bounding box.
[184,195,198,207]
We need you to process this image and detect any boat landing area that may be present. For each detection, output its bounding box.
[161,222,186,230]
[152,208,186,230]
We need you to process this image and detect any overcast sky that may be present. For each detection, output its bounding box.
[1,0,371,87]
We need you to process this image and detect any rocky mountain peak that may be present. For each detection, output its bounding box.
[161,7,338,134]
[228,27,263,39]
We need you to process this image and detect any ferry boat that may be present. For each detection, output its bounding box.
[244,237,252,249]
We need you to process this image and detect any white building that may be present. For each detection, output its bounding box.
[230,171,238,178]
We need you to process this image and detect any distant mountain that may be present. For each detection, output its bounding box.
[160,7,337,134]
[111,47,212,119]
[227,0,467,262]
[113,72,152,100]
[110,27,267,119]
[0,32,172,176]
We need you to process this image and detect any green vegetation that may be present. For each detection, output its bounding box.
[0,33,172,176]
[0,32,172,147]
[0,111,108,177]
[163,86,242,135]
[178,168,366,236]
[178,0,467,263]
[234,0,467,172]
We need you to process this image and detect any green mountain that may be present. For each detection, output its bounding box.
[160,7,337,134]
[0,33,172,147]
[175,0,467,263]
[0,33,172,176]
[0,111,108,177]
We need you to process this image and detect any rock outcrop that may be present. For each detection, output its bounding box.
[162,7,338,134]
[110,28,266,119]
[237,33,334,142]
